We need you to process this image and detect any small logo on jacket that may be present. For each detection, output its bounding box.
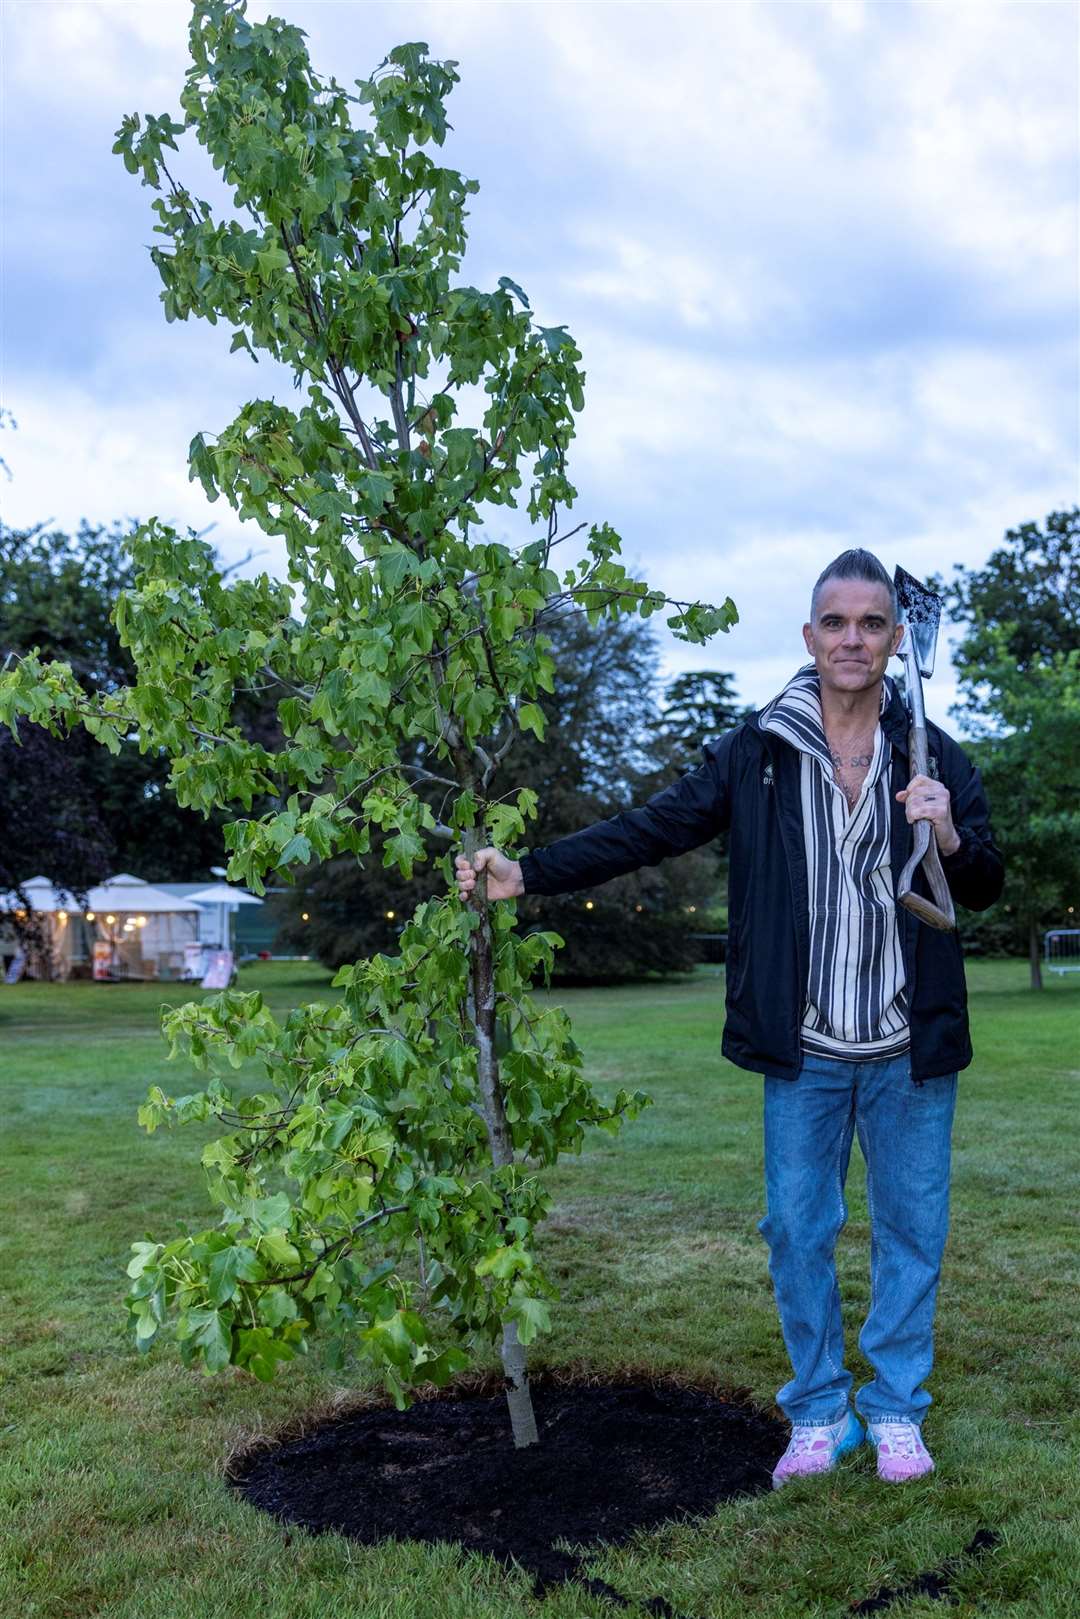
[763,764,774,788]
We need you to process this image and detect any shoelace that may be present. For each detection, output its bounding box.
[788,1421,843,1455]
[874,1423,923,1458]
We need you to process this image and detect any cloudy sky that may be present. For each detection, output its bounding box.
[2,0,1077,732]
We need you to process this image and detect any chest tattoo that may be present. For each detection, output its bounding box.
[829,751,874,810]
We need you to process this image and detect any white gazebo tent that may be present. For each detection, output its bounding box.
[184,883,264,951]
[0,873,203,981]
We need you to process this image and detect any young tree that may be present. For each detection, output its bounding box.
[0,1,735,1446]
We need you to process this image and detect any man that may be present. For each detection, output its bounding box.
[454,549,1003,1488]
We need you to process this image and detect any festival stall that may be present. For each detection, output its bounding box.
[0,873,203,981]
[156,881,265,979]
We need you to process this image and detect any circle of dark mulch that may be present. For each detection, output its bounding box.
[227,1371,788,1605]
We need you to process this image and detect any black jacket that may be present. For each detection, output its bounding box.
[519,680,1004,1084]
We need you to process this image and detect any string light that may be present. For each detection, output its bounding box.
[386,910,395,920]
[85,911,95,921]
[136,915,147,927]
[105,914,116,924]
[301,912,310,922]
[635,904,643,912]
[585,900,594,910]
[58,910,68,922]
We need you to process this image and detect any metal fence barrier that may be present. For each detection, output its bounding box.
[1044,929,1080,975]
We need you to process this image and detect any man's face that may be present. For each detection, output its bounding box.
[802,578,903,697]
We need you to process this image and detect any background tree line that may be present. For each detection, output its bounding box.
[3,507,1077,986]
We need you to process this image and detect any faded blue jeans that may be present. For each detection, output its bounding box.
[758,1049,958,1428]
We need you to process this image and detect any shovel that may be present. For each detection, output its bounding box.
[893,566,956,932]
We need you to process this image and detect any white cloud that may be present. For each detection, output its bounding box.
[4,0,187,106]
[1,363,276,573]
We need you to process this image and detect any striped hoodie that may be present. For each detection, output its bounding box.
[759,663,910,1062]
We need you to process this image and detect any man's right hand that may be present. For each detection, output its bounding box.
[453,848,524,903]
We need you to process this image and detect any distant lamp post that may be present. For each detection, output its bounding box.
[85,911,95,921]
[105,914,116,925]
[386,909,395,920]
[585,900,594,910]
[301,912,310,922]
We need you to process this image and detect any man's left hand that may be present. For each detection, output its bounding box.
[896,774,961,855]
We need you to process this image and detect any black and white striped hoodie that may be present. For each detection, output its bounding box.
[759,663,910,1062]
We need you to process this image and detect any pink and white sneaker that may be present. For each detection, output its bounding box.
[866,1419,934,1482]
[771,1409,864,1489]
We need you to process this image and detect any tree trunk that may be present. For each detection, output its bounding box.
[1029,916,1043,992]
[460,824,540,1448]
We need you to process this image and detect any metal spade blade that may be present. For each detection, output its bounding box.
[894,564,942,679]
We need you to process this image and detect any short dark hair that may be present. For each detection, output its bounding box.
[811,548,897,623]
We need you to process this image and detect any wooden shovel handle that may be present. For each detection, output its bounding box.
[897,716,956,931]
[898,820,956,931]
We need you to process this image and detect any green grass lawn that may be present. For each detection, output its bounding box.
[1,959,1077,1618]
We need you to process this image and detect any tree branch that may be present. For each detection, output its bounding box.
[249,1202,410,1289]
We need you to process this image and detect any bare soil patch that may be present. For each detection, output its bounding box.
[228,1372,787,1602]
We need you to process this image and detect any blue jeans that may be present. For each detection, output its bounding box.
[758,1049,957,1428]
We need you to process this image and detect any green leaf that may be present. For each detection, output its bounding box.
[244,1193,292,1232]
[278,833,312,866]
[420,1346,470,1386]
[256,243,289,276]
[517,702,546,741]
[505,1294,551,1346]
[257,1287,299,1328]
[207,1243,260,1305]
[259,1228,301,1268]
[475,1243,531,1280]
[127,1241,161,1279]
[365,1308,427,1369]
[188,1308,233,1373]
[377,545,421,593]
[497,275,530,309]
[237,1327,295,1381]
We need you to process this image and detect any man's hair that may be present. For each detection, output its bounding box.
[810,548,898,623]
